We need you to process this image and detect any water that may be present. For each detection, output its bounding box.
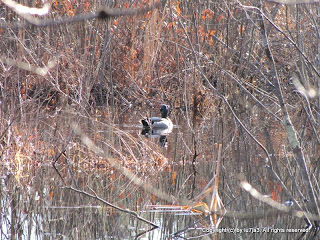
[0,105,314,239]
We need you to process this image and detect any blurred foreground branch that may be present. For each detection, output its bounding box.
[0,56,56,76]
[1,0,166,28]
[2,0,51,16]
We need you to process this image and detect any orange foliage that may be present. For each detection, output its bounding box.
[175,1,182,14]
[201,9,213,20]
[171,171,177,186]
[150,194,157,204]
[198,26,216,45]
[48,148,55,157]
[209,29,216,37]
[268,181,282,201]
[124,2,130,8]
[53,0,75,16]
[119,192,125,199]
[217,14,225,22]
[49,189,54,199]
[83,1,90,12]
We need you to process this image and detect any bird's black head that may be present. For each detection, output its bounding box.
[160,105,169,118]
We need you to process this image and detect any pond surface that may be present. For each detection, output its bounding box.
[0,104,314,239]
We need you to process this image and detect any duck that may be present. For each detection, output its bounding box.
[141,105,173,131]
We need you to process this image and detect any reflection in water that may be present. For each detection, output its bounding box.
[141,128,172,148]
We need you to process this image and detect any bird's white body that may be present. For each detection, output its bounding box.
[141,105,173,131]
[144,117,173,130]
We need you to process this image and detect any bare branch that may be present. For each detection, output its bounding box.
[65,186,159,228]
